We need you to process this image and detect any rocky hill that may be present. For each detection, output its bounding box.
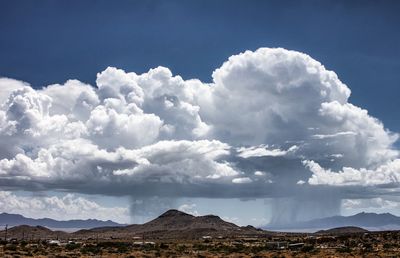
[74,209,266,239]
[2,225,69,240]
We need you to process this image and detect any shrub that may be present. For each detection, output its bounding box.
[65,242,81,250]
[80,244,101,255]
[160,243,169,249]
[5,244,17,251]
[117,245,129,253]
[338,246,351,253]
[301,245,314,252]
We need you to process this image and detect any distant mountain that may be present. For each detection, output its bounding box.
[266,212,400,232]
[131,209,241,232]
[75,209,267,239]
[316,226,368,234]
[0,212,125,229]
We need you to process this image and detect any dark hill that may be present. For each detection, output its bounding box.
[316,226,369,234]
[2,225,68,239]
[137,209,239,231]
[76,209,267,239]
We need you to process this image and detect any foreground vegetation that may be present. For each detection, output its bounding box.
[1,230,400,257]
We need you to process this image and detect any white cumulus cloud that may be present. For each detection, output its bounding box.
[0,47,398,216]
[304,159,400,186]
[0,191,129,223]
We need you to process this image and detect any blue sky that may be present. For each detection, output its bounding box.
[1,0,399,131]
[0,1,400,226]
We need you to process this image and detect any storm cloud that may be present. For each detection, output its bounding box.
[0,48,399,223]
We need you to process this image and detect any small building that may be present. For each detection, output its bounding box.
[48,240,61,246]
[202,235,212,239]
[133,241,155,247]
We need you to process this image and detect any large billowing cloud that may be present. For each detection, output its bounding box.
[0,48,398,223]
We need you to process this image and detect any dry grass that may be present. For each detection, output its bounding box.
[0,230,400,258]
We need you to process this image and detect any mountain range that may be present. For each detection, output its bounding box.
[3,210,400,237]
[0,212,125,229]
[266,212,400,232]
[1,209,266,240]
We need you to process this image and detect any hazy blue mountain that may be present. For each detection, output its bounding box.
[0,212,125,229]
[265,212,400,231]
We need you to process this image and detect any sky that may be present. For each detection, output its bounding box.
[0,0,399,226]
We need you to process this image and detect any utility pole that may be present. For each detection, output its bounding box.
[4,225,7,241]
